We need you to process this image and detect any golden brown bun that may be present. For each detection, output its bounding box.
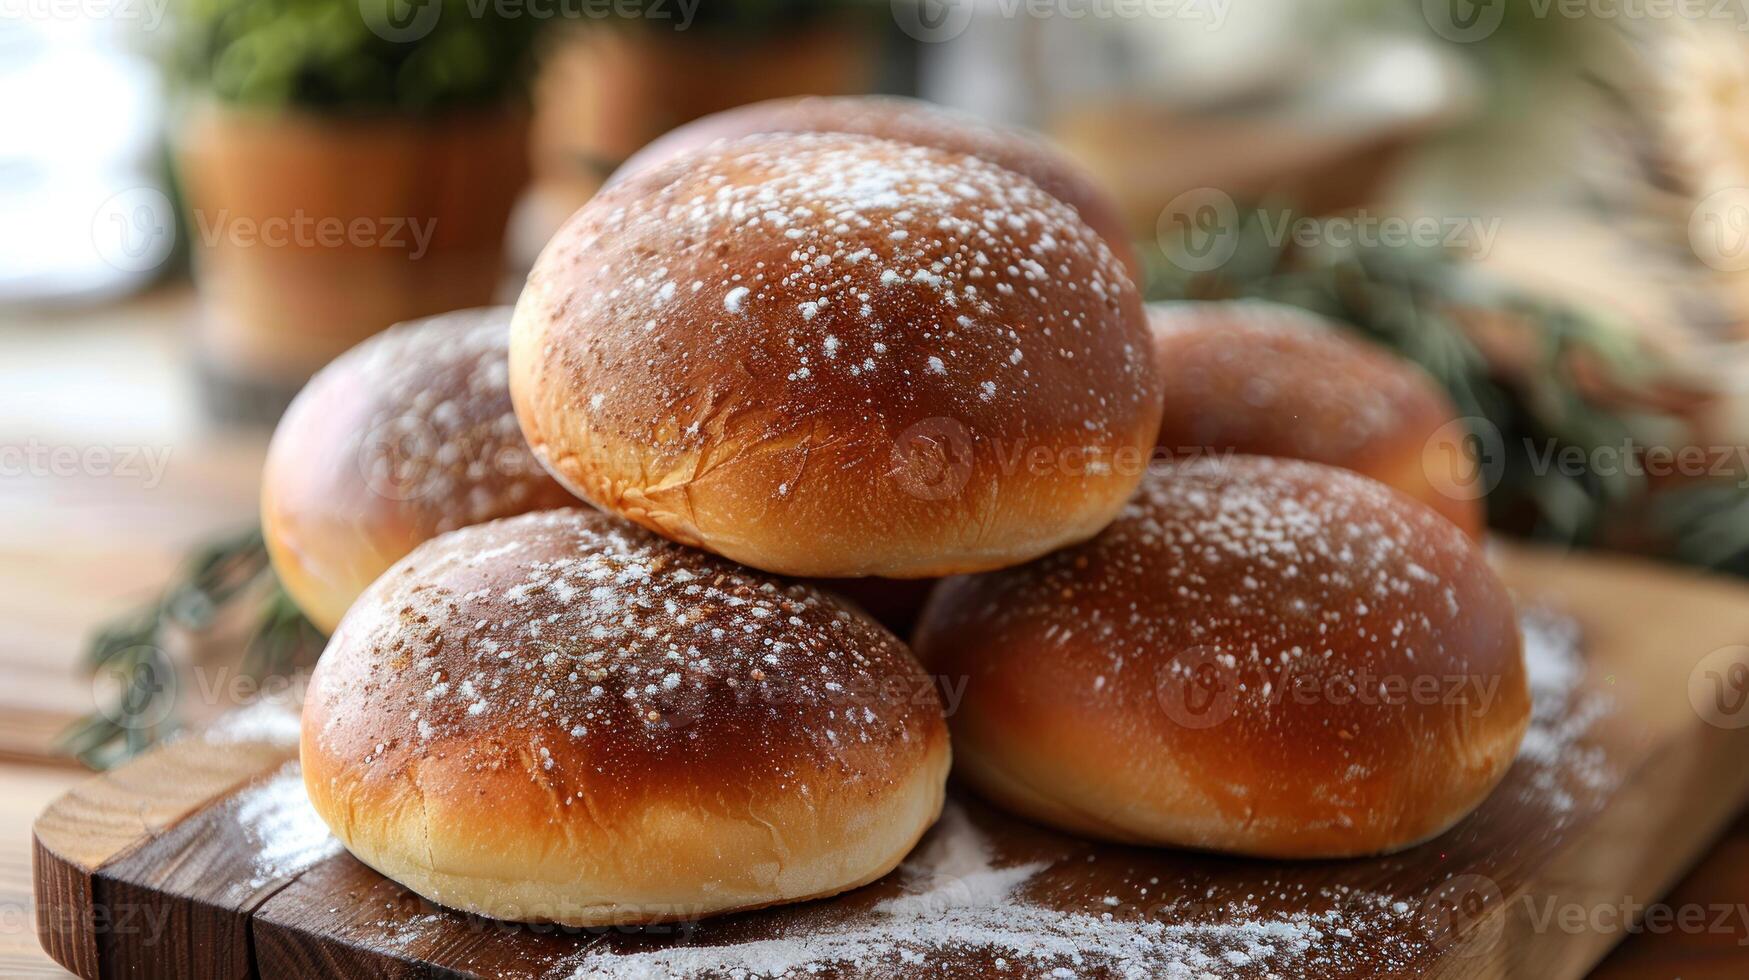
[302,508,950,926]
[1149,300,1486,538]
[613,95,1140,281]
[512,132,1161,579]
[262,308,578,633]
[915,456,1529,858]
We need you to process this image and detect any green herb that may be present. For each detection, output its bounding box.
[63,528,324,769]
[1143,206,1748,574]
[164,0,541,112]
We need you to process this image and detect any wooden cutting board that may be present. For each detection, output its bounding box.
[31,545,1749,979]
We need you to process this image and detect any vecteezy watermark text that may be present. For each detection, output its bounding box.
[1155,190,1502,273]
[1425,0,1749,44]
[891,0,1229,44]
[363,0,699,43]
[192,210,436,260]
[0,0,167,27]
[0,441,172,488]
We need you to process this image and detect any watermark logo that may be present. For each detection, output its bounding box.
[1691,187,1749,273]
[1423,0,1507,42]
[1423,416,1507,502]
[891,0,975,42]
[91,646,178,731]
[1156,188,1241,273]
[362,0,443,42]
[1154,645,1240,730]
[889,417,976,501]
[1428,0,1749,43]
[192,209,436,259]
[358,416,442,502]
[0,441,173,488]
[92,187,175,274]
[1,0,169,30]
[894,0,1229,39]
[1690,645,1749,730]
[1155,192,1501,272]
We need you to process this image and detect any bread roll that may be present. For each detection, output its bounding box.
[302,508,950,926]
[262,309,577,633]
[511,132,1161,579]
[613,95,1140,280]
[1149,300,1485,537]
[915,456,1529,858]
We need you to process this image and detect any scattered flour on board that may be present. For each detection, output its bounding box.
[232,762,341,889]
[252,610,1609,977]
[555,805,1416,979]
[1515,608,1618,819]
[551,610,1612,979]
[202,700,302,748]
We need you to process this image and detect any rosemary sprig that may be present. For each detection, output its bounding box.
[62,527,324,769]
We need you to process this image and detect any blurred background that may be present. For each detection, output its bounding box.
[4,0,1749,972]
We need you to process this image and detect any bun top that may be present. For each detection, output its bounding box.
[262,308,576,631]
[919,454,1525,769]
[613,96,1138,277]
[306,508,945,800]
[1148,301,1483,536]
[511,132,1159,575]
[1149,301,1458,464]
[915,455,1527,854]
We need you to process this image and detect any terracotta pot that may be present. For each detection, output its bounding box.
[520,24,876,246]
[176,103,530,414]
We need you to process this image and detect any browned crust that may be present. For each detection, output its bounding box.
[262,308,578,632]
[1148,300,1485,537]
[613,95,1140,280]
[302,508,950,924]
[512,132,1161,578]
[916,456,1529,858]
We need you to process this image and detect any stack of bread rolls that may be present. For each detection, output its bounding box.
[272,96,1529,928]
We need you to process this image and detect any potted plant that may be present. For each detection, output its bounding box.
[164,0,540,416]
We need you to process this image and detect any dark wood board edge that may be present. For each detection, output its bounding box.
[1428,721,1749,979]
[31,737,298,978]
[251,853,623,980]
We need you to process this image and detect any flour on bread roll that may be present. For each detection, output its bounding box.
[612,95,1140,280]
[1149,300,1485,537]
[511,132,1161,579]
[262,308,577,632]
[915,456,1529,858]
[302,508,950,926]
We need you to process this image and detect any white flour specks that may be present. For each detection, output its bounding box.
[202,700,301,747]
[232,763,341,889]
[1515,609,1618,817]
[556,804,1414,979]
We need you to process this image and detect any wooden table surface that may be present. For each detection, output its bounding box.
[1,286,1745,978]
